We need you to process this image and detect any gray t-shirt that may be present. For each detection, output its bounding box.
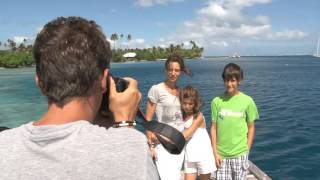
[0,121,159,180]
[148,83,184,132]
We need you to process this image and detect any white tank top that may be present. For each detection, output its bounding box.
[184,115,215,162]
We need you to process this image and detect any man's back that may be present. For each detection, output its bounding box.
[0,121,159,180]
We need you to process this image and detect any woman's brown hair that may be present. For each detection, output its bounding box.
[165,55,192,76]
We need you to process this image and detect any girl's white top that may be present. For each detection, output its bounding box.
[184,115,215,162]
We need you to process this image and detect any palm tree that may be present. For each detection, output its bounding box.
[7,39,16,51]
[18,43,25,51]
[127,34,132,49]
[169,44,175,53]
[190,40,196,49]
[120,34,124,49]
[110,33,118,50]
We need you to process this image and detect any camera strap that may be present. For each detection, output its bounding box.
[0,126,9,132]
[104,76,186,154]
[137,109,186,155]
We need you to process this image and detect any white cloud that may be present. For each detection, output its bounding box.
[109,38,150,49]
[135,38,145,44]
[211,41,229,47]
[237,24,270,37]
[268,30,307,40]
[13,36,33,44]
[37,26,43,33]
[135,0,184,7]
[198,3,228,17]
[157,0,307,52]
[230,0,271,8]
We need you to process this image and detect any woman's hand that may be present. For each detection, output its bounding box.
[148,142,158,161]
[146,130,160,144]
[147,131,159,160]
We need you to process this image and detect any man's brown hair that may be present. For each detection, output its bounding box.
[33,16,112,107]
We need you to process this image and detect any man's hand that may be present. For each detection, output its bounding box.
[108,77,141,122]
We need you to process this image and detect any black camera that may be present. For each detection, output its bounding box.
[100,75,129,113]
[98,75,186,154]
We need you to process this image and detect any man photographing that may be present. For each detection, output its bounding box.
[0,16,158,180]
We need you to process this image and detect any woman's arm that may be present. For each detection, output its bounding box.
[145,99,156,121]
[145,99,159,144]
[182,112,204,140]
[145,99,159,160]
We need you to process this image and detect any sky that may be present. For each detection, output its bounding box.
[0,0,319,56]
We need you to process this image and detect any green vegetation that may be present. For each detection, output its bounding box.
[0,39,34,68]
[0,51,33,68]
[0,36,203,68]
[112,40,204,62]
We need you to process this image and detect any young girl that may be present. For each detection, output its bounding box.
[180,86,216,180]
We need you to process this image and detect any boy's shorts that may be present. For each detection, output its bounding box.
[184,159,216,174]
[216,153,249,180]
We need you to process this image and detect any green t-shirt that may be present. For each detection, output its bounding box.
[211,92,259,158]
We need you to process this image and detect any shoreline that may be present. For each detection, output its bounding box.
[0,55,315,69]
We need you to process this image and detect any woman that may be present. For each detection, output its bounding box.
[146,55,192,180]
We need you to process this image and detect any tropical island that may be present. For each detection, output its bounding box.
[0,34,203,68]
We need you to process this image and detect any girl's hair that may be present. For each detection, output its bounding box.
[179,85,202,117]
[222,63,243,81]
[165,55,192,76]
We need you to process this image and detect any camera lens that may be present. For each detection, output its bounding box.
[113,77,129,92]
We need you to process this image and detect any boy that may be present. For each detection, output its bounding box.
[210,63,259,180]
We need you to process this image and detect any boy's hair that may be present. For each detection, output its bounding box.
[222,63,244,81]
[179,85,202,117]
[165,55,192,76]
[33,16,112,107]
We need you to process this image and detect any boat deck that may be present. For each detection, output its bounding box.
[246,161,271,180]
[182,160,272,180]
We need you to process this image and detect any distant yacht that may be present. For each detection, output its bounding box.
[313,37,320,58]
[231,52,240,58]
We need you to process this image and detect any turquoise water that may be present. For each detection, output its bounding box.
[1,56,320,179]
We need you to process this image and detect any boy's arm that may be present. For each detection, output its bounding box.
[246,97,259,151]
[247,122,255,151]
[210,123,222,168]
[182,112,204,140]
